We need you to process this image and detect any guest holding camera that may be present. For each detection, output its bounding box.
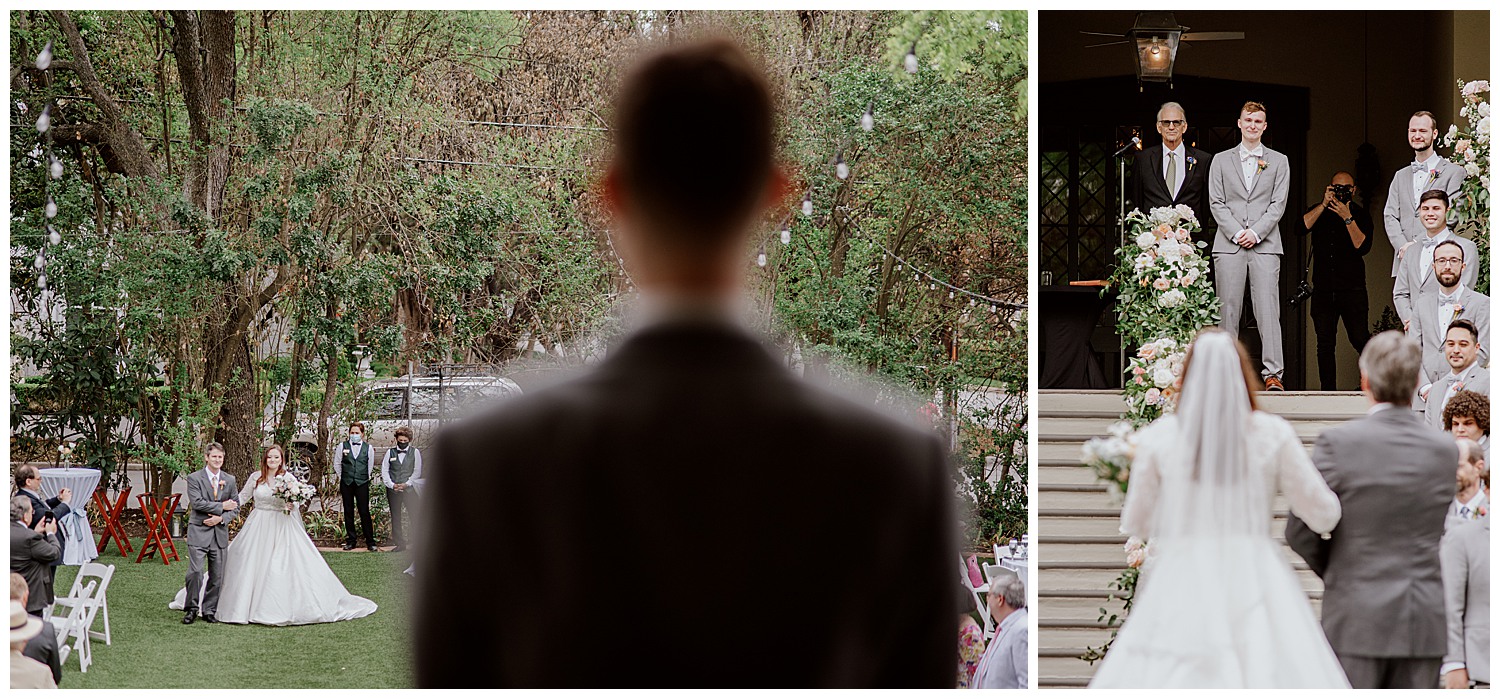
[1296,171,1374,390]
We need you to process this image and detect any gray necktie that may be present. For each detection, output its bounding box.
[1166,153,1178,197]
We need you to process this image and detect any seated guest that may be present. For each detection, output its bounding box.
[9,496,60,616]
[9,601,55,689]
[8,574,58,686]
[1444,390,1491,464]
[972,575,1027,689]
[1440,507,1490,688]
[1409,240,1490,388]
[958,604,986,689]
[1426,320,1490,427]
[1446,439,1488,531]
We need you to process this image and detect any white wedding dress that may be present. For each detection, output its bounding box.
[1090,333,1350,688]
[169,474,377,625]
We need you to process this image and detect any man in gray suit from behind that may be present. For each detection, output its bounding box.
[1287,331,1456,688]
[1383,110,1467,277]
[181,441,241,624]
[1440,508,1489,689]
[1208,100,1290,389]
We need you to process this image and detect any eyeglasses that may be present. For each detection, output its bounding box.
[1158,120,1186,127]
[1434,256,1464,265]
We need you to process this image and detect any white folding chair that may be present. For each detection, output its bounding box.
[51,579,97,672]
[959,556,995,639]
[62,561,115,645]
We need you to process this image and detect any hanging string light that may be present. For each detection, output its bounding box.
[861,101,874,132]
[779,220,791,245]
[801,191,813,217]
[904,43,919,74]
[34,41,52,70]
[835,150,849,180]
[35,104,51,133]
[756,244,767,268]
[876,241,1024,312]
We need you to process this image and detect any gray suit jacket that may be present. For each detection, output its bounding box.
[1383,156,1467,275]
[1208,144,1290,255]
[10,521,61,615]
[1441,516,1489,684]
[185,468,240,549]
[1392,233,1480,324]
[1286,407,1454,658]
[1410,288,1491,385]
[1426,365,1491,428]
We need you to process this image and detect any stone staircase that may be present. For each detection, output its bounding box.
[1036,389,1371,688]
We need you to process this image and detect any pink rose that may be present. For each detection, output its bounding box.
[1179,243,1195,257]
[1144,387,1162,405]
[1153,278,1171,291]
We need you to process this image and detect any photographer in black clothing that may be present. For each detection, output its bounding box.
[1295,171,1374,390]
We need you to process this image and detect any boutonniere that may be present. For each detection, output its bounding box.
[1186,155,1197,171]
[1478,505,1488,518]
[1453,302,1465,317]
[1455,381,1466,392]
[1428,167,1441,182]
[1256,158,1268,174]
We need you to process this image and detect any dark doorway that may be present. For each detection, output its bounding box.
[1039,74,1310,388]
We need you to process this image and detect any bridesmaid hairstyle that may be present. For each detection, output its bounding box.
[258,444,288,485]
[1181,328,1261,411]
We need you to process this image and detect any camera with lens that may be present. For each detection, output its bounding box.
[1289,280,1314,306]
[1330,184,1353,204]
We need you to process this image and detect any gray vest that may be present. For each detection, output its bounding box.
[388,447,418,484]
[340,441,371,486]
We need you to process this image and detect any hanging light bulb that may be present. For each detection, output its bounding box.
[756,245,767,268]
[929,282,936,290]
[37,274,47,290]
[990,305,997,313]
[835,151,849,180]
[47,226,60,245]
[780,222,791,245]
[34,252,45,269]
[45,196,57,219]
[969,298,976,307]
[913,273,920,282]
[861,102,874,132]
[36,104,51,134]
[35,41,53,71]
[801,192,813,217]
[896,264,902,272]
[948,291,955,299]
[49,154,63,179]
[904,43,919,74]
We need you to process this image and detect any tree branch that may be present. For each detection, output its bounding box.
[48,11,160,180]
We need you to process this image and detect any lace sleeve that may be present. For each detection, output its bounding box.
[1119,428,1163,540]
[238,473,257,509]
[1276,420,1341,534]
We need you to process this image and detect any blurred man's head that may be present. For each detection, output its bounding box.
[1457,438,1484,494]
[1444,390,1490,439]
[1359,331,1422,406]
[606,38,786,293]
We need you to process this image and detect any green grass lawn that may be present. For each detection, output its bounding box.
[54,546,412,688]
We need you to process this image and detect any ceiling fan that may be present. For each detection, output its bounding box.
[1080,12,1245,89]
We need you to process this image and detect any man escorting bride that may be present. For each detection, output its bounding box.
[1090,328,1454,688]
[171,444,377,626]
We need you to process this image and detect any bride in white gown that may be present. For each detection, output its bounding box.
[170,445,377,625]
[1089,329,1349,688]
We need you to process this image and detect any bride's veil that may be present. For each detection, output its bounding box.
[1152,330,1269,539]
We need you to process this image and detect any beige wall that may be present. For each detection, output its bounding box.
[1042,10,1490,389]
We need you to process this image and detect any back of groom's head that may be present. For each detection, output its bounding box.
[612,38,776,248]
[1359,330,1422,405]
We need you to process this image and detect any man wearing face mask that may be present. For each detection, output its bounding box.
[333,422,377,551]
[380,426,423,553]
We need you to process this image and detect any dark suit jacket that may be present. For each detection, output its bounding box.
[10,521,62,614]
[1133,143,1213,227]
[20,488,70,554]
[415,321,958,687]
[1287,407,1455,658]
[24,618,62,685]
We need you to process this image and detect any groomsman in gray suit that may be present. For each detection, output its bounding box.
[1425,320,1490,428]
[1384,111,1467,276]
[1440,508,1489,688]
[1286,331,1454,688]
[1393,191,1479,328]
[1208,101,1290,390]
[1409,240,1489,386]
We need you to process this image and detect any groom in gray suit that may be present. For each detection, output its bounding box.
[1425,320,1490,428]
[1409,240,1489,390]
[1208,101,1290,390]
[1287,331,1456,688]
[181,442,240,624]
[1383,111,1467,277]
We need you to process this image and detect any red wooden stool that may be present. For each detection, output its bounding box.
[135,493,181,565]
[93,487,134,556]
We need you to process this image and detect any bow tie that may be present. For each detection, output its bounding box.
[1241,150,1263,162]
[1439,294,1460,306]
[1422,236,1445,248]
[1412,161,1429,171]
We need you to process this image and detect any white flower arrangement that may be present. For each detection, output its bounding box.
[1081,421,1138,499]
[1442,79,1492,293]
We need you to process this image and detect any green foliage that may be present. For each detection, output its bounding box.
[954,401,1028,546]
[1079,567,1139,665]
[885,11,1028,116]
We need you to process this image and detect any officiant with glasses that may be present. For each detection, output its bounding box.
[1295,171,1373,390]
[1133,102,1213,230]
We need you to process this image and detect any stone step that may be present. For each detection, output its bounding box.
[1039,562,1323,592]
[1038,464,1104,485]
[1039,418,1331,444]
[1039,486,1300,513]
[1038,514,1126,538]
[1038,440,1315,465]
[1038,389,1368,418]
[1040,655,1107,683]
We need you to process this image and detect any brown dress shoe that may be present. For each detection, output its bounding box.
[1264,377,1285,391]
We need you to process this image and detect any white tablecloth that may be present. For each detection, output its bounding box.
[38,467,101,565]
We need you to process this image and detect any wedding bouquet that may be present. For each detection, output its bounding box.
[269,472,316,513]
[1080,420,1137,499]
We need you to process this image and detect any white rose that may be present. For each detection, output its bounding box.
[1152,364,1176,388]
[1448,124,1461,139]
[1158,288,1186,308]
[1466,161,1482,177]
[1174,204,1195,222]
[1481,102,1491,118]
[1479,116,1490,137]
[1136,231,1156,249]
